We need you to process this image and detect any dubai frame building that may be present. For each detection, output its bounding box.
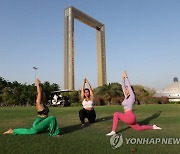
[64,6,107,90]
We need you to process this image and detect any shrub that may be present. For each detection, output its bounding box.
[110,97,121,105]
[156,97,169,104]
[94,96,106,106]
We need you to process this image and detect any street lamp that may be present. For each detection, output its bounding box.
[33,67,38,83]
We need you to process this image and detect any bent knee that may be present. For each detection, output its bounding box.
[113,112,121,117]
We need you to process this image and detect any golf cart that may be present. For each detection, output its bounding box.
[48,90,72,107]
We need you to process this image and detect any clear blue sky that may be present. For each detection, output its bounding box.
[0,0,180,90]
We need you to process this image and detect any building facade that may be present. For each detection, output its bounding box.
[156,77,180,102]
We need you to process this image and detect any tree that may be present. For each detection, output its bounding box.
[133,85,157,104]
[0,77,60,106]
[1,87,15,106]
[94,82,123,105]
[63,90,80,105]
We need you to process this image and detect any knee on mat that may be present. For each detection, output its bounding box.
[130,125,141,131]
[113,112,119,117]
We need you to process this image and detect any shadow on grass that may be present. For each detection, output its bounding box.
[117,111,162,133]
[61,115,113,135]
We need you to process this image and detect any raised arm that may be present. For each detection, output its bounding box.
[81,79,86,100]
[123,70,134,96]
[122,71,126,96]
[35,79,44,111]
[85,79,94,100]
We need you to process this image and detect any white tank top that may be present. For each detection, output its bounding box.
[82,99,93,108]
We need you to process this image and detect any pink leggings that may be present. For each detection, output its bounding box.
[112,111,153,131]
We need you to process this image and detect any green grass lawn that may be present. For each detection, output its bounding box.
[0,104,180,154]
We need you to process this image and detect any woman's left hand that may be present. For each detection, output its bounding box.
[36,79,41,86]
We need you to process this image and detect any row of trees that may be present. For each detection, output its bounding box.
[92,83,169,105]
[68,82,169,106]
[0,77,168,107]
[0,77,59,106]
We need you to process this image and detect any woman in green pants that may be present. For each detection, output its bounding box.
[3,79,60,136]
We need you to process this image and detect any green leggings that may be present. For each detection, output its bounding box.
[13,116,60,136]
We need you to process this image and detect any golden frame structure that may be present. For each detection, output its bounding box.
[64,6,107,90]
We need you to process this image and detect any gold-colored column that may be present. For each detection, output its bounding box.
[64,9,68,89]
[97,26,107,86]
[68,7,75,90]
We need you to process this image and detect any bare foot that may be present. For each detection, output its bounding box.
[3,129,13,134]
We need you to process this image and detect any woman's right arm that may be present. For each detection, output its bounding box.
[36,79,44,111]
[124,71,134,96]
[80,79,85,100]
[122,71,126,96]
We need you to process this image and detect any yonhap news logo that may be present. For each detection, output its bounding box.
[110,134,180,149]
[110,134,123,149]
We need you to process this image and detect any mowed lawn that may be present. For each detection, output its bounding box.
[0,104,180,154]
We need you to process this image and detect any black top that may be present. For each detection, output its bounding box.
[37,105,49,116]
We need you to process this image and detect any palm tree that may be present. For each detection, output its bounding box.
[94,82,123,105]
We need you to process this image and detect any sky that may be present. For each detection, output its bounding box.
[0,0,180,90]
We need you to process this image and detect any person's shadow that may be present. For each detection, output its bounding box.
[117,111,162,133]
[61,115,113,135]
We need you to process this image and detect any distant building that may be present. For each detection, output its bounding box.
[156,77,180,102]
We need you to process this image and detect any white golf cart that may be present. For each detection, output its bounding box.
[49,90,72,107]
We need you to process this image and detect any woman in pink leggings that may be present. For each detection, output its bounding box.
[106,70,162,136]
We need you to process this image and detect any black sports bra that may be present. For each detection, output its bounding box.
[37,105,49,116]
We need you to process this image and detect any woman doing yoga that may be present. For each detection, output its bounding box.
[106,70,162,136]
[3,79,60,136]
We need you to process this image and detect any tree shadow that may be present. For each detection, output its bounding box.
[61,115,113,135]
[117,111,162,133]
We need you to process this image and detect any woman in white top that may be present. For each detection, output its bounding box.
[79,78,96,127]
